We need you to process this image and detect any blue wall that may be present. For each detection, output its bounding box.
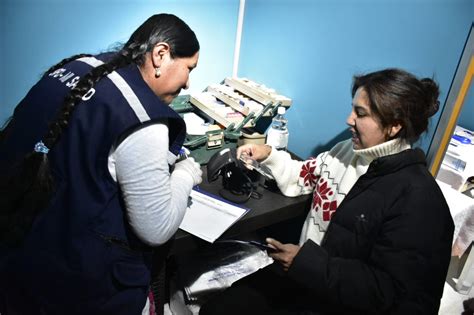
[2,0,473,159]
[239,0,474,158]
[0,0,239,126]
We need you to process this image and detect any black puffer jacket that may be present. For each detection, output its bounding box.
[288,148,454,314]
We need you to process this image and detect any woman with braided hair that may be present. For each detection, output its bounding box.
[0,13,202,314]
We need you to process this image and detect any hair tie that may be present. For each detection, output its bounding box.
[34,141,50,154]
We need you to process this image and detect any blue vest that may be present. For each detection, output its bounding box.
[0,54,186,314]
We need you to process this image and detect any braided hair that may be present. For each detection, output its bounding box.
[0,13,199,246]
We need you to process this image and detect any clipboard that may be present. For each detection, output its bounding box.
[178,187,250,243]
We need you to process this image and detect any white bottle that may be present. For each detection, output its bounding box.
[266,107,289,150]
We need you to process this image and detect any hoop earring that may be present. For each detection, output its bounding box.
[155,67,161,78]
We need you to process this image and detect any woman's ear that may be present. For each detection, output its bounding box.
[151,42,170,68]
[388,123,402,138]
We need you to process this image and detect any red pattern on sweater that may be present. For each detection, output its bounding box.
[300,159,338,222]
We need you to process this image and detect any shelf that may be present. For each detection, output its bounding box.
[189,92,253,129]
[206,84,271,118]
[224,77,292,107]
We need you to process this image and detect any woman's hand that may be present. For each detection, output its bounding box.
[266,238,301,271]
[173,157,202,186]
[236,144,272,162]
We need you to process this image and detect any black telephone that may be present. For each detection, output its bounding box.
[207,148,240,182]
[207,148,260,203]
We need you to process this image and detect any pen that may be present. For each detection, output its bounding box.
[179,146,189,159]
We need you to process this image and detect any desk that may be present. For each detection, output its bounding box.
[151,165,312,314]
[437,180,474,294]
[437,180,474,257]
[170,166,312,255]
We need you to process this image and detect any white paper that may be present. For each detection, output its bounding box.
[183,112,208,135]
[181,248,273,302]
[179,190,249,243]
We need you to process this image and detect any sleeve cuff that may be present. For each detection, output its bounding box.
[262,147,291,169]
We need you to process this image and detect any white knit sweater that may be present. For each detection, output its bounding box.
[262,138,411,245]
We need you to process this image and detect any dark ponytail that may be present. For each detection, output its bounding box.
[420,78,440,118]
[0,13,199,247]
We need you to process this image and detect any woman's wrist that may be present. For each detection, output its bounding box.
[263,144,272,160]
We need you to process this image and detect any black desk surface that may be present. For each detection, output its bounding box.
[170,165,312,255]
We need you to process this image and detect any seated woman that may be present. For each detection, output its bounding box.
[199,68,454,315]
